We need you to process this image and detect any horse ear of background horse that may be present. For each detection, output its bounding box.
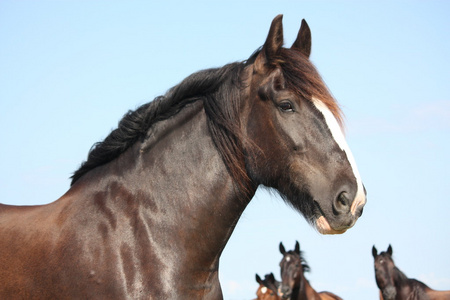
[294,240,300,254]
[372,244,393,259]
[279,241,300,256]
[279,242,286,255]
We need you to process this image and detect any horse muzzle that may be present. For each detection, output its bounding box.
[278,285,292,299]
[314,190,366,235]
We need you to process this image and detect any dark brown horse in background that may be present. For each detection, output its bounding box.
[0,15,366,299]
[372,245,450,300]
[278,242,343,300]
[255,273,281,300]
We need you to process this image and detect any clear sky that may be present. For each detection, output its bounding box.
[1,1,449,299]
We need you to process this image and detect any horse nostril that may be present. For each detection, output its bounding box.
[334,191,350,214]
[338,192,349,206]
[358,206,364,217]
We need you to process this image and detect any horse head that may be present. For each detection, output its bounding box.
[278,241,308,299]
[255,273,281,300]
[372,245,397,300]
[241,15,366,235]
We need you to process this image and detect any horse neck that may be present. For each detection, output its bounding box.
[392,267,408,288]
[290,273,314,300]
[67,101,255,290]
[378,266,408,300]
[303,278,320,300]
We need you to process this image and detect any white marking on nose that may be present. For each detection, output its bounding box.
[312,98,366,214]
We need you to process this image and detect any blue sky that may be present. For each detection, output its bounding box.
[1,1,449,299]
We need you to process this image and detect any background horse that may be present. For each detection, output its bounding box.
[372,245,450,300]
[0,15,366,299]
[279,242,343,300]
[255,273,281,300]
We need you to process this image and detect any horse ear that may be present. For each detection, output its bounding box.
[255,14,284,71]
[291,19,311,58]
[279,242,286,255]
[372,246,378,258]
[387,244,393,256]
[256,274,262,284]
[294,241,300,254]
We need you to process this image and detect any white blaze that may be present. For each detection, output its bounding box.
[312,98,366,215]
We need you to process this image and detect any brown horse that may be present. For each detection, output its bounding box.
[255,273,281,300]
[372,245,450,300]
[278,242,343,300]
[0,15,366,299]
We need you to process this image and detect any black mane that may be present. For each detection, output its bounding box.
[288,249,311,273]
[70,45,338,196]
[71,61,248,187]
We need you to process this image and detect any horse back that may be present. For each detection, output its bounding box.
[426,289,450,300]
[318,291,343,300]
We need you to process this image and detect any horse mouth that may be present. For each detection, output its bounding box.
[313,201,348,235]
[315,216,347,235]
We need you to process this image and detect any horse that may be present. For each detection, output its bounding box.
[0,15,366,299]
[255,273,281,300]
[372,245,450,300]
[278,242,343,300]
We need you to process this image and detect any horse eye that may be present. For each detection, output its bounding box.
[279,101,294,112]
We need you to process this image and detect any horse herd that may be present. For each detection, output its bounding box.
[253,242,450,300]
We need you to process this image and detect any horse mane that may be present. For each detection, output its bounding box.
[391,265,431,299]
[71,62,248,189]
[287,249,311,273]
[71,46,342,194]
[392,266,408,283]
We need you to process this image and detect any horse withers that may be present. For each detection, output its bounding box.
[0,15,366,299]
[372,245,450,300]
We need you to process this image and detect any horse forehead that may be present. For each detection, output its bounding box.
[311,98,344,142]
[283,253,299,265]
[379,252,393,261]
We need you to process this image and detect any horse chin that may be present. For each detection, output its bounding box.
[315,216,348,235]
